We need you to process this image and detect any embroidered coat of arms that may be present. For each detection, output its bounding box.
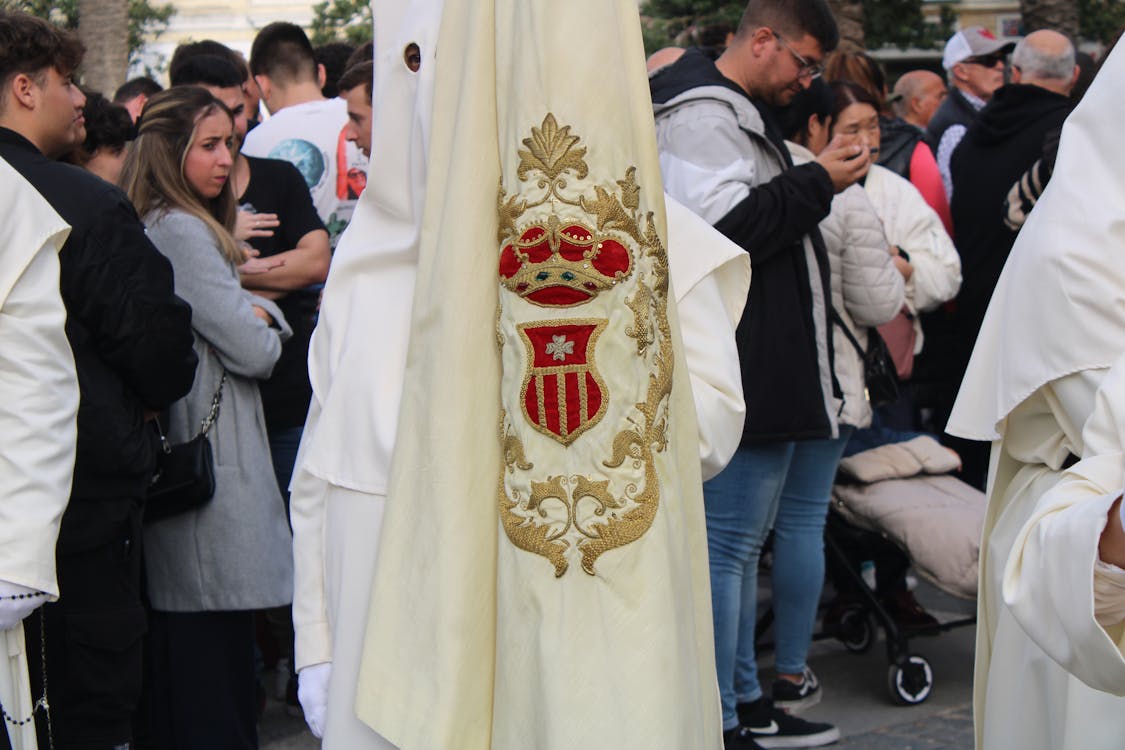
[496,113,674,577]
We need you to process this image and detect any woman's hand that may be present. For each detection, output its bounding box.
[234,209,279,242]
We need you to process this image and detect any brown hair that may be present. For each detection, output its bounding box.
[119,86,242,264]
[337,61,373,101]
[827,80,882,137]
[824,50,888,114]
[0,10,84,112]
[735,0,839,52]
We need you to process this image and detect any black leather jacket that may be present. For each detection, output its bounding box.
[0,128,198,547]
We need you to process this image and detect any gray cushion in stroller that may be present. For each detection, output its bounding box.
[833,436,986,600]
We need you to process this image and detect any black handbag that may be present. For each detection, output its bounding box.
[146,371,227,524]
[832,308,900,409]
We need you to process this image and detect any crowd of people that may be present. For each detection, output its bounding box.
[0,12,372,750]
[0,0,1122,749]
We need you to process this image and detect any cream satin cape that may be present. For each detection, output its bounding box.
[0,157,75,750]
[353,1,722,747]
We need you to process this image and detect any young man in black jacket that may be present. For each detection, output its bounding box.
[652,1,868,747]
[0,11,197,749]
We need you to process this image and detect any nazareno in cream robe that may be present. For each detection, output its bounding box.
[0,158,77,750]
[291,1,751,748]
[947,42,1125,750]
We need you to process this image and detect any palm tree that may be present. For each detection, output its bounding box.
[77,0,128,95]
[828,0,865,51]
[1020,0,1080,37]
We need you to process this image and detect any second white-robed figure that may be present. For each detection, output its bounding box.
[947,44,1125,750]
[0,156,77,750]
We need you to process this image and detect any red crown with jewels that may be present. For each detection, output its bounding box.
[498,221,632,307]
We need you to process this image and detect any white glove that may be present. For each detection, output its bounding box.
[0,580,46,631]
[297,662,332,738]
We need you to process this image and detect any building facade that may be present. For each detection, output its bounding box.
[925,0,1023,40]
[135,0,324,78]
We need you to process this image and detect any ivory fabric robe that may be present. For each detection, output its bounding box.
[965,369,1125,750]
[0,157,76,750]
[947,43,1125,750]
[290,1,748,747]
[352,1,730,746]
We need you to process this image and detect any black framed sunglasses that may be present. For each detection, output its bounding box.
[964,52,1006,68]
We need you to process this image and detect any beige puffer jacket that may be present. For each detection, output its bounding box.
[788,143,905,428]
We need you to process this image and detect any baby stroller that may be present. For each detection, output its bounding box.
[757,435,983,705]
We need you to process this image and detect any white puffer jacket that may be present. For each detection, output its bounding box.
[863,164,961,354]
[790,143,905,428]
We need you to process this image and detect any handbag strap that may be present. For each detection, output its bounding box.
[830,305,867,358]
[195,369,228,439]
[150,368,227,455]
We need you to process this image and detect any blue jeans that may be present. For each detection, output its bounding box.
[704,429,852,730]
[269,426,304,517]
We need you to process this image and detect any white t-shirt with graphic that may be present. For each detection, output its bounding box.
[242,97,368,247]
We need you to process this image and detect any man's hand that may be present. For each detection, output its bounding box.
[239,256,286,276]
[234,209,279,242]
[1099,497,1125,569]
[815,138,868,193]
[298,662,332,738]
[0,580,45,631]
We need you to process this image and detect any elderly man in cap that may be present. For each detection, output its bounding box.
[927,26,1015,201]
[943,29,1078,490]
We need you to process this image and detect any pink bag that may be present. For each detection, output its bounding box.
[877,307,917,380]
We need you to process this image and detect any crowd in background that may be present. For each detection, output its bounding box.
[0,12,372,749]
[0,1,1114,749]
[648,4,1099,747]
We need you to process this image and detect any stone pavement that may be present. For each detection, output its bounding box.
[836,704,973,749]
[262,579,977,749]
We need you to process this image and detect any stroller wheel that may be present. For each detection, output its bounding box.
[837,605,876,654]
[887,654,934,705]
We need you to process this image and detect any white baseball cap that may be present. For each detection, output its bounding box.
[942,26,1016,71]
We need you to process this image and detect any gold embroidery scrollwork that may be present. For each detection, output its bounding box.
[497,113,675,576]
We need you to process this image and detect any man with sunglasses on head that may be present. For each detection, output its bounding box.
[928,27,1016,203]
[652,1,869,747]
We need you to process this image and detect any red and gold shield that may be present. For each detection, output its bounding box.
[518,320,608,445]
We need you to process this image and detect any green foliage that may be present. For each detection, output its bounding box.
[641,0,962,53]
[640,0,742,54]
[864,0,955,50]
[0,0,77,26]
[128,0,173,66]
[309,0,373,46]
[1079,0,1125,43]
[0,0,174,66]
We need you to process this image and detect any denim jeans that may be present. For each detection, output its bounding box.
[269,426,304,516]
[704,428,852,730]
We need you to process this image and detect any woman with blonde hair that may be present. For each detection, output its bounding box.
[120,85,294,748]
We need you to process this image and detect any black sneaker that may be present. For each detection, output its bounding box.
[736,698,840,748]
[724,725,766,749]
[771,666,822,711]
